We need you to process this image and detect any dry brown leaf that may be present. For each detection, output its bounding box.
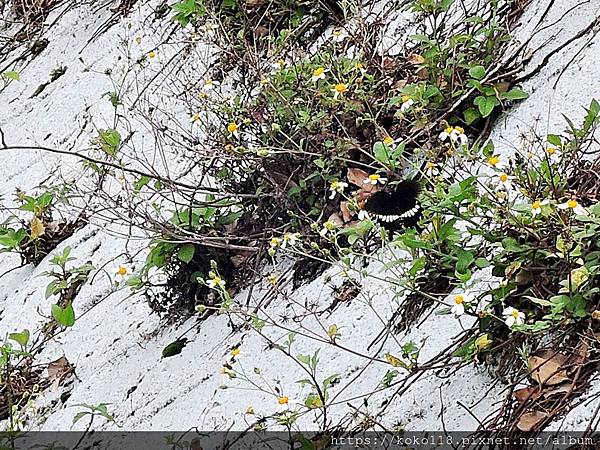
[542,384,573,399]
[528,350,570,386]
[513,386,541,403]
[407,53,425,64]
[47,356,74,386]
[416,68,429,80]
[517,410,548,432]
[340,201,353,223]
[347,168,369,187]
[30,216,45,240]
[327,213,344,227]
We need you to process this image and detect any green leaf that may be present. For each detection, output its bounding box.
[474,95,498,117]
[463,107,480,125]
[95,129,121,156]
[501,88,529,101]
[177,243,196,264]
[8,329,29,348]
[468,65,486,80]
[162,338,188,358]
[547,134,562,146]
[2,70,20,81]
[52,303,75,327]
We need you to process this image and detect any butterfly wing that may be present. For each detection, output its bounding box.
[364,180,421,229]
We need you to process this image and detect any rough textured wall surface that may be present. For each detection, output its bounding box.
[0,0,599,432]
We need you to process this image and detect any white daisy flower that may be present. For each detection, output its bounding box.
[282,232,300,248]
[487,154,506,169]
[358,209,370,220]
[424,161,440,177]
[311,67,327,82]
[362,173,387,185]
[114,264,130,283]
[329,181,348,199]
[558,198,587,216]
[272,59,286,71]
[531,199,550,217]
[320,220,337,237]
[546,147,561,164]
[207,276,226,289]
[332,82,348,99]
[439,126,468,146]
[400,95,415,113]
[450,293,470,316]
[203,79,220,91]
[331,28,349,42]
[503,306,525,328]
[227,122,239,138]
[495,172,515,191]
[276,395,300,412]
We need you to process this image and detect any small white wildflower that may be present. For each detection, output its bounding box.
[450,293,470,316]
[400,95,414,113]
[363,173,387,186]
[282,232,300,248]
[329,181,348,199]
[203,79,220,91]
[114,265,130,283]
[320,220,337,237]
[311,67,327,82]
[531,199,550,217]
[331,28,349,42]
[502,306,525,328]
[558,198,587,216]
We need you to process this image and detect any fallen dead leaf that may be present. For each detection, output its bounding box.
[517,410,548,432]
[340,201,353,223]
[528,350,570,386]
[47,356,74,386]
[327,213,344,227]
[407,53,425,64]
[513,386,541,403]
[347,168,369,187]
[30,216,45,240]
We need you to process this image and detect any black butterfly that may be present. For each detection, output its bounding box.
[363,179,421,230]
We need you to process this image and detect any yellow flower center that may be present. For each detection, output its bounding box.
[401,95,410,103]
[499,173,509,182]
[270,237,281,246]
[383,136,394,145]
[368,174,380,181]
[445,126,454,134]
[227,122,238,133]
[148,50,156,58]
[426,161,436,169]
[454,126,465,134]
[213,276,222,285]
[231,348,240,357]
[277,59,285,66]
[117,266,127,276]
[313,67,325,77]
[277,396,289,405]
[547,147,557,155]
[454,295,464,305]
[532,200,541,209]
[356,62,364,70]
[511,310,520,318]
[488,155,500,166]
[334,83,347,94]
[567,199,578,209]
